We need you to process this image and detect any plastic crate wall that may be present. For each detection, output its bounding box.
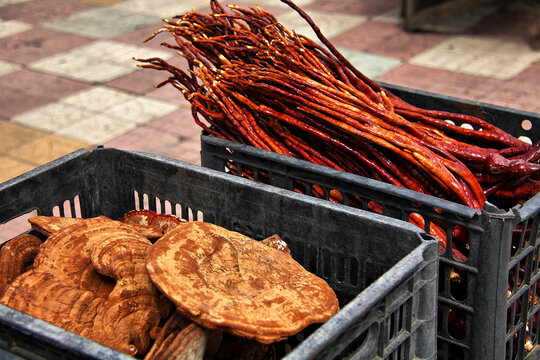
[0,148,438,360]
[200,83,540,360]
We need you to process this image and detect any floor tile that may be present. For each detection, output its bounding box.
[276,9,367,41]
[373,6,402,23]
[0,122,49,153]
[11,101,93,134]
[410,36,540,80]
[42,7,160,39]
[110,0,210,18]
[76,0,124,5]
[111,23,166,49]
[78,40,170,66]
[376,63,441,92]
[332,20,449,61]
[0,28,94,65]
[246,0,316,8]
[105,68,170,95]
[512,59,540,86]
[376,63,503,105]
[0,19,32,38]
[28,40,172,83]
[0,155,36,184]
[0,59,21,76]
[9,86,161,144]
[30,54,132,83]
[0,87,51,118]
[337,47,402,78]
[0,0,96,25]
[61,86,138,112]
[146,83,191,105]
[0,0,31,6]
[6,134,90,165]
[147,105,201,139]
[61,86,177,123]
[103,125,180,153]
[307,0,399,17]
[103,96,179,125]
[162,139,201,165]
[478,78,540,113]
[0,69,91,100]
[55,113,138,144]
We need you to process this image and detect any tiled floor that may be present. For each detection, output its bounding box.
[1,0,540,236]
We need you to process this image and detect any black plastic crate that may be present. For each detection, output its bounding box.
[0,147,438,360]
[200,83,540,360]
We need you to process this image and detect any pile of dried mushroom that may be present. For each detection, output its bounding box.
[0,210,339,359]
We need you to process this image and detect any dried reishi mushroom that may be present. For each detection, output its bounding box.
[1,217,165,357]
[0,234,42,296]
[144,312,221,360]
[27,215,83,236]
[146,221,339,344]
[118,209,185,234]
[29,215,164,240]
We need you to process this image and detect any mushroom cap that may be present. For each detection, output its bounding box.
[146,221,339,344]
[29,215,164,240]
[2,217,165,357]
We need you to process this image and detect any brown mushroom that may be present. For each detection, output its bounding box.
[29,215,164,240]
[1,217,165,357]
[146,221,339,344]
[0,234,42,296]
[144,312,223,360]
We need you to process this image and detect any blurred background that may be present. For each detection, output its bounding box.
[0,0,539,179]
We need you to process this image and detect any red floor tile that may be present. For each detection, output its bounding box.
[0,0,96,25]
[229,1,290,17]
[377,63,443,92]
[103,125,181,153]
[376,63,502,103]
[162,139,201,165]
[105,69,170,95]
[332,20,449,61]
[0,88,51,118]
[146,82,190,106]
[478,79,540,113]
[0,28,94,65]
[511,59,540,86]
[148,107,201,140]
[112,23,168,50]
[307,0,400,17]
[0,69,91,100]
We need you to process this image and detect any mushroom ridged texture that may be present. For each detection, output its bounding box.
[146,221,339,344]
[0,217,164,357]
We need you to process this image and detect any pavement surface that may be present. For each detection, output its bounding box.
[1,0,540,237]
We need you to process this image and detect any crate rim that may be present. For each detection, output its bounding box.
[201,133,530,220]
[0,146,438,248]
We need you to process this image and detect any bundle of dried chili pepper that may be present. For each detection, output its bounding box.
[136,0,539,211]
